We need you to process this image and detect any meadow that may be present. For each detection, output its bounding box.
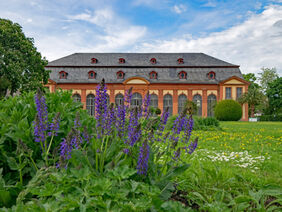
[176,122,282,211]
[0,85,281,211]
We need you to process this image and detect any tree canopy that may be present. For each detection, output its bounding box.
[0,18,49,97]
[266,77,282,115]
[258,67,278,92]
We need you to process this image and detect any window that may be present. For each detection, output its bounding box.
[149,71,157,79]
[91,58,97,64]
[119,58,125,63]
[178,94,187,114]
[149,94,158,108]
[88,71,96,79]
[150,58,157,64]
[225,87,231,99]
[163,94,173,116]
[207,71,216,79]
[193,94,202,116]
[207,94,217,117]
[72,94,81,103]
[115,93,124,106]
[86,94,95,116]
[236,87,242,100]
[179,71,187,79]
[59,71,68,79]
[131,92,142,107]
[117,71,125,79]
[177,58,184,64]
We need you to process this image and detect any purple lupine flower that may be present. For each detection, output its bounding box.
[154,107,169,142]
[48,112,60,137]
[126,107,141,146]
[187,137,198,154]
[143,92,151,118]
[123,148,129,154]
[116,104,126,138]
[184,115,194,143]
[137,140,150,176]
[82,126,91,143]
[105,103,116,135]
[125,87,133,105]
[95,79,108,139]
[33,89,48,146]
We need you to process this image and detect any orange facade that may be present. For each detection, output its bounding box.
[47,76,249,121]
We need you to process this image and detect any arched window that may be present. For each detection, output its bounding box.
[88,71,96,79]
[86,94,95,116]
[117,71,125,79]
[178,94,187,114]
[149,94,158,108]
[207,71,216,79]
[149,71,158,79]
[150,58,157,64]
[193,94,202,116]
[207,94,217,117]
[119,58,125,63]
[131,92,142,107]
[179,71,187,79]
[115,93,124,106]
[72,94,81,103]
[177,58,184,64]
[59,71,68,79]
[163,94,173,116]
[91,58,97,63]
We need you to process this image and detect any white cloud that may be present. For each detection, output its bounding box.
[137,5,282,75]
[202,0,217,8]
[172,4,187,14]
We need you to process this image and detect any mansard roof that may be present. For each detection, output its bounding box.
[46,53,244,84]
[47,53,239,67]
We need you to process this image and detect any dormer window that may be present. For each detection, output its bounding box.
[59,71,68,79]
[149,71,158,79]
[88,71,96,79]
[207,71,216,79]
[177,58,184,64]
[179,71,187,79]
[119,58,125,64]
[117,71,124,79]
[150,58,157,64]
[91,58,98,64]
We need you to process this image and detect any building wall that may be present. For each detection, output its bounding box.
[46,76,249,121]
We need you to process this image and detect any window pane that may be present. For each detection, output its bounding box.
[149,94,158,108]
[86,94,95,116]
[236,87,242,100]
[115,94,124,106]
[73,94,81,103]
[193,94,202,116]
[178,94,187,114]
[225,87,231,99]
[163,94,173,116]
[131,92,142,107]
[207,94,216,117]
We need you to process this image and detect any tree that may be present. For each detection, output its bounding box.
[243,73,259,88]
[0,19,49,97]
[258,67,278,92]
[266,77,282,115]
[238,86,265,118]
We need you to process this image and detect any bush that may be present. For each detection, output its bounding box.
[215,100,242,121]
[259,114,282,121]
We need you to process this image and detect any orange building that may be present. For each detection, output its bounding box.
[45,53,249,121]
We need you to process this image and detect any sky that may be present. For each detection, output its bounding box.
[0,0,282,75]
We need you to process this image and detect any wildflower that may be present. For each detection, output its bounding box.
[143,92,151,118]
[123,148,129,154]
[137,140,150,176]
[116,104,126,138]
[172,147,181,161]
[48,112,60,137]
[187,137,198,154]
[33,89,48,145]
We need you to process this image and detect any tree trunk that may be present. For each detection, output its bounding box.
[250,104,255,118]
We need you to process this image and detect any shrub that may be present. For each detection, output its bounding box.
[215,100,242,121]
[259,114,282,121]
[193,116,220,130]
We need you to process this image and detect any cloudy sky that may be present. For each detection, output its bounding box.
[0,0,281,75]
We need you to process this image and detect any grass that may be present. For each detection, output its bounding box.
[177,121,282,211]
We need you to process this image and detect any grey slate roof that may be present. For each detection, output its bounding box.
[46,53,243,84]
[47,53,238,67]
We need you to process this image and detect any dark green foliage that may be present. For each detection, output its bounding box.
[193,117,221,130]
[0,19,49,97]
[266,77,282,115]
[259,114,282,121]
[149,106,162,116]
[215,100,242,121]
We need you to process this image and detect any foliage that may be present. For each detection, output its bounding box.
[259,114,282,122]
[265,77,282,115]
[0,19,49,97]
[238,86,265,118]
[214,100,242,121]
[0,76,11,98]
[258,67,278,92]
[243,73,259,88]
[184,100,198,115]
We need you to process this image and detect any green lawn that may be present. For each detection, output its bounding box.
[177,122,282,211]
